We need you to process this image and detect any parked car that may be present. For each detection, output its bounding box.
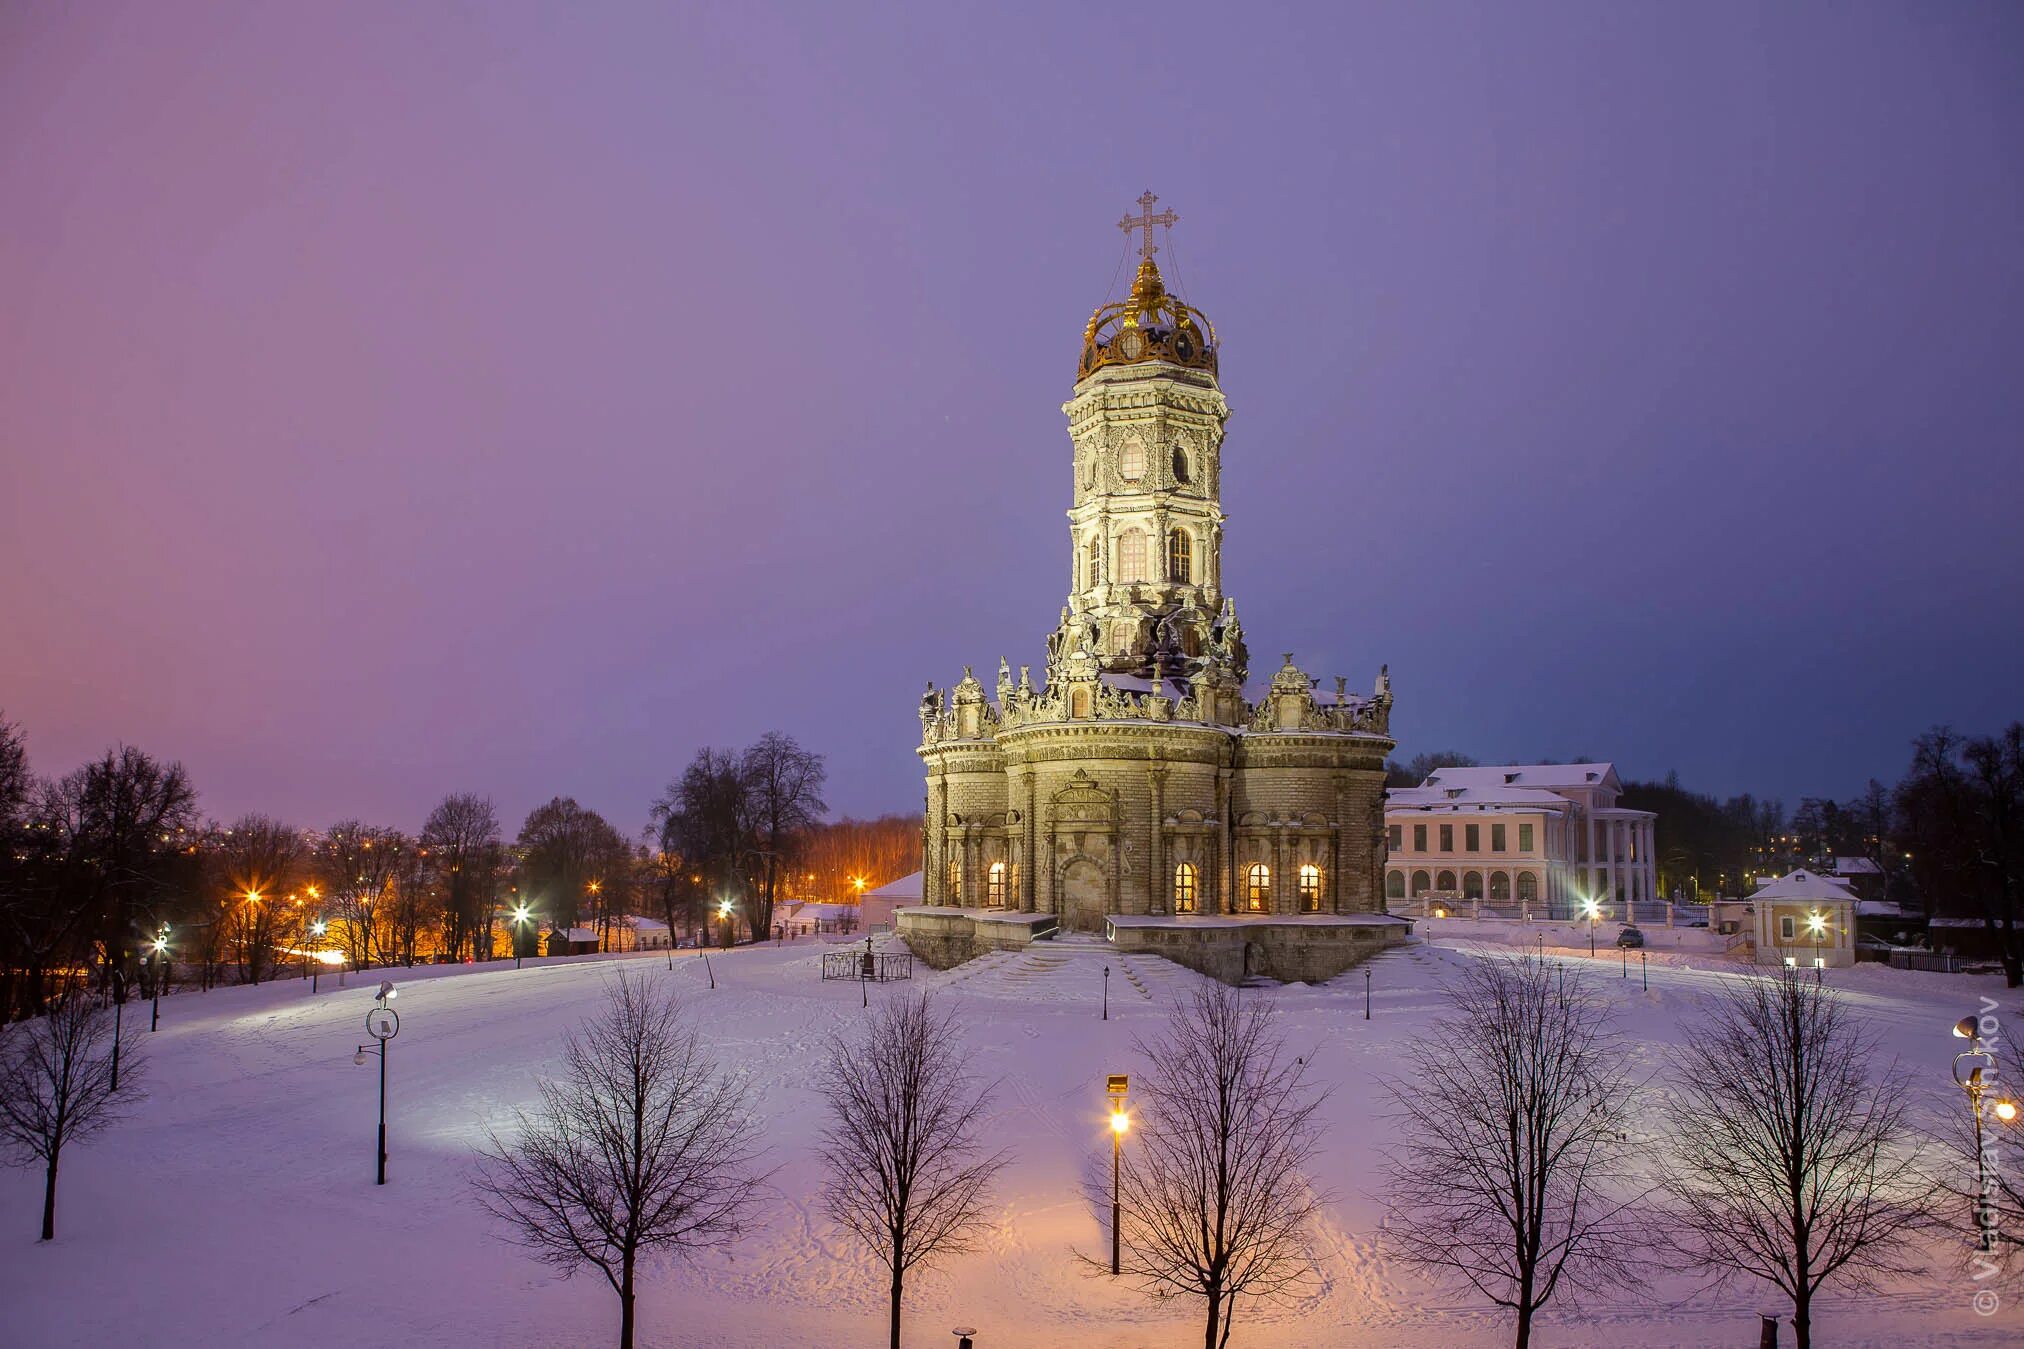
[1615,925,1646,949]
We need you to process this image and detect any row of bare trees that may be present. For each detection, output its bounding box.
[649,733,827,944]
[1384,958,1939,1349]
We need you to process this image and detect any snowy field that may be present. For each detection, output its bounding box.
[3,932,2018,1348]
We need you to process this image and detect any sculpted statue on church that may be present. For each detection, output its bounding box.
[919,681,939,734]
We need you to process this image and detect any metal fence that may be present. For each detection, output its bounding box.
[821,950,914,983]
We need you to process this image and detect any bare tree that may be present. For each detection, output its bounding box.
[212,814,305,984]
[517,797,626,933]
[315,822,406,969]
[1658,970,1935,1349]
[472,968,761,1349]
[1111,984,1328,1349]
[421,794,501,961]
[1380,957,1642,1349]
[740,732,826,941]
[0,994,144,1239]
[817,991,1008,1349]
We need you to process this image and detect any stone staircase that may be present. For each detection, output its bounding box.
[931,931,1203,1004]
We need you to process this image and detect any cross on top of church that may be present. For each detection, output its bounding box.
[1118,190,1178,263]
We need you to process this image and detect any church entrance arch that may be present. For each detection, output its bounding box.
[1060,859,1106,934]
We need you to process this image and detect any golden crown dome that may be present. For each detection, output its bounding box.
[1078,255,1218,381]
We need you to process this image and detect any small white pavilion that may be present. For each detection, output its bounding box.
[1748,869,1858,969]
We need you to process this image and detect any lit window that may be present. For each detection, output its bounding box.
[1118,529,1147,582]
[1246,863,1271,911]
[1780,915,1796,941]
[946,859,963,901]
[1173,862,1198,913]
[987,861,1007,908]
[1167,529,1191,584]
[1085,538,1101,589]
[1298,864,1322,911]
[1118,436,1146,481]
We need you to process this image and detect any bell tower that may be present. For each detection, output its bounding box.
[1055,193,1239,682]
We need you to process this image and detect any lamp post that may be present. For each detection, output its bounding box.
[1102,965,1109,1021]
[310,920,327,992]
[1808,910,1826,984]
[1583,898,1599,957]
[512,905,531,969]
[1107,1074,1130,1276]
[1953,1015,2020,1251]
[355,981,400,1185]
[149,930,169,1031]
[1365,966,1372,1021]
[109,966,125,1090]
[1640,949,1648,991]
[719,897,735,950]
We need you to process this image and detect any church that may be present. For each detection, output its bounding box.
[896,196,1410,986]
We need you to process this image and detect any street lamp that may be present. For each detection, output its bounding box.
[1102,965,1109,1021]
[1583,898,1600,957]
[309,920,328,992]
[718,897,735,950]
[149,929,169,1032]
[1807,910,1827,984]
[1953,1015,2021,1251]
[1107,1074,1130,1276]
[355,980,400,1185]
[512,905,531,969]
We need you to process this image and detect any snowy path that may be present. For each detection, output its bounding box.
[1,936,2016,1347]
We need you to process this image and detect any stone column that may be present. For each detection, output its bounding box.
[1148,764,1168,915]
[1217,767,1235,915]
[1272,823,1287,915]
[1022,769,1038,912]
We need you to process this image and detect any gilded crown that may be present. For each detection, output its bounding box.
[1078,255,1218,381]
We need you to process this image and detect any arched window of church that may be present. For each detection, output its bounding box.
[1298,863,1322,911]
[946,858,963,902]
[1171,444,1191,483]
[1173,862,1198,913]
[1118,435,1146,481]
[1117,529,1147,582]
[1246,863,1271,912]
[1167,529,1191,583]
[987,861,1007,908]
[1084,538,1101,590]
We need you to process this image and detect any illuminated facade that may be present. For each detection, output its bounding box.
[903,198,1406,984]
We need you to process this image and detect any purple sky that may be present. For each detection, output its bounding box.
[3,2,2021,839]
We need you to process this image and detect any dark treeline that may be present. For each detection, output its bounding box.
[0,712,913,1021]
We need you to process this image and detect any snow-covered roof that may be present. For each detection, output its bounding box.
[1856,900,1909,918]
[1387,785,1573,812]
[1422,763,1621,792]
[628,916,670,931]
[1834,856,1883,875]
[867,872,923,902]
[1747,870,1858,904]
[557,927,599,942]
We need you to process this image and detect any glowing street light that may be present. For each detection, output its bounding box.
[1807,909,1828,983]
[717,897,735,950]
[1107,1074,1130,1276]
[307,919,329,991]
[1582,898,1601,957]
[149,928,169,1031]
[512,904,532,969]
[1953,1015,2021,1251]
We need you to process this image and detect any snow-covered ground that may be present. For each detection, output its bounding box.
[3,933,2017,1347]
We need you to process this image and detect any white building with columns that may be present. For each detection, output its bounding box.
[1384,762,1657,916]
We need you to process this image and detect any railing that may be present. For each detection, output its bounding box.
[1031,915,1059,940]
[821,951,915,983]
